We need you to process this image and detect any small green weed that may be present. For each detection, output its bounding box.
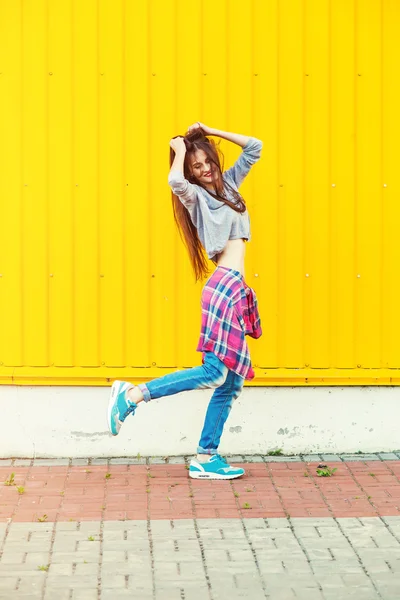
[38,565,49,572]
[304,472,309,477]
[87,536,95,541]
[233,492,240,498]
[16,486,25,495]
[316,466,337,477]
[369,473,376,478]
[245,487,253,492]
[4,473,16,486]
[242,502,252,509]
[267,449,283,456]
[105,473,111,479]
[37,514,48,522]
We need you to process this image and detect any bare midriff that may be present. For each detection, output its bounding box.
[216,238,247,278]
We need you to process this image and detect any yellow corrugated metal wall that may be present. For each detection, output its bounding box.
[0,0,399,386]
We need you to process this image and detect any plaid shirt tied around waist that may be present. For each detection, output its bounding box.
[196,266,262,380]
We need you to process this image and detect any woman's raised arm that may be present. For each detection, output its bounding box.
[188,122,250,149]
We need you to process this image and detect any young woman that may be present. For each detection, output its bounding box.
[107,122,263,480]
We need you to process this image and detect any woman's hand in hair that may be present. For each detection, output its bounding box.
[169,136,186,153]
[188,122,213,135]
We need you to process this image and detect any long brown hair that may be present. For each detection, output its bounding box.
[170,128,246,282]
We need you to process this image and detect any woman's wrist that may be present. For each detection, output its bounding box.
[206,126,218,136]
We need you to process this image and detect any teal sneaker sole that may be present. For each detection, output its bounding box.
[189,469,245,480]
[107,380,124,436]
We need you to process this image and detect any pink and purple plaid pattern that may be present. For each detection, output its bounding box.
[196,266,262,380]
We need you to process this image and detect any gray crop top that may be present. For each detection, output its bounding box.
[168,137,263,260]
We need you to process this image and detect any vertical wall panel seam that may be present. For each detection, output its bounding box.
[328,0,332,368]
[276,0,281,366]
[71,0,76,365]
[20,0,25,364]
[97,0,101,365]
[250,0,255,281]
[173,0,178,365]
[46,0,50,365]
[147,0,153,364]
[200,0,204,121]
[380,0,384,368]
[122,0,126,365]
[226,0,229,131]
[353,0,358,368]
[302,0,306,368]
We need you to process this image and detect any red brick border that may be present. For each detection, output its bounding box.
[1,461,400,522]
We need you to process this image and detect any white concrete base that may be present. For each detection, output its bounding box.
[0,385,399,458]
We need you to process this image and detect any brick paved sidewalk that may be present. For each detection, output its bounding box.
[1,455,400,599]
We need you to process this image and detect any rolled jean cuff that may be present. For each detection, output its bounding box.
[138,383,151,403]
[197,445,218,456]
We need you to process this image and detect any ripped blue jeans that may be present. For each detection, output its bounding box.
[137,351,244,455]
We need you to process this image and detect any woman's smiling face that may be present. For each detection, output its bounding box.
[190,149,215,187]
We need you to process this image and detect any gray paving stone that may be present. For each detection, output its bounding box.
[90,458,109,465]
[55,522,79,531]
[101,592,148,600]
[148,457,167,464]
[302,454,323,462]
[257,560,285,573]
[71,458,89,466]
[378,453,399,460]
[264,574,320,588]
[358,517,387,528]
[0,577,19,590]
[323,591,379,600]
[243,455,264,462]
[101,562,151,577]
[75,563,99,576]
[47,563,73,575]
[263,455,301,462]
[33,458,70,466]
[225,455,244,463]
[13,459,32,466]
[51,551,99,564]
[0,460,13,467]
[44,590,74,600]
[24,552,50,564]
[265,518,291,529]
[295,591,325,600]
[166,456,186,464]
[320,454,342,462]
[0,552,25,564]
[71,591,98,600]
[45,574,98,588]
[110,456,147,465]
[340,454,377,461]
[336,517,365,528]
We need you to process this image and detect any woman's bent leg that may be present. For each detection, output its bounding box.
[137,351,228,402]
